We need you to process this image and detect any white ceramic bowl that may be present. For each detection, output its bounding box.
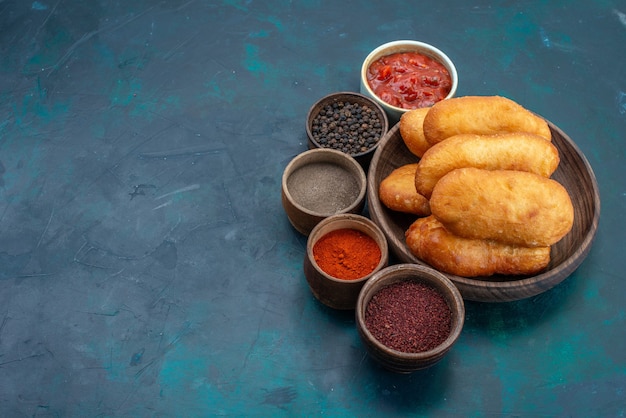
[360,40,458,124]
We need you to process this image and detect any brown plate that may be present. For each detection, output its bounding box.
[366,122,601,302]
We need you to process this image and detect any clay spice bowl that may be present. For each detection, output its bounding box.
[356,264,465,373]
[360,40,458,124]
[306,92,389,168]
[281,148,367,236]
[304,214,389,310]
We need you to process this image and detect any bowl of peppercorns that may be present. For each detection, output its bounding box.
[356,263,465,373]
[306,92,389,168]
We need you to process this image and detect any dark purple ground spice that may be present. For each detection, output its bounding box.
[365,281,452,353]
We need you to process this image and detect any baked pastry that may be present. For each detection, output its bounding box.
[379,163,430,216]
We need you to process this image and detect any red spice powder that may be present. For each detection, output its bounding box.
[312,228,381,280]
[365,281,451,353]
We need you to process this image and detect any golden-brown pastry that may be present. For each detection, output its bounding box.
[415,132,560,198]
[430,168,574,247]
[379,163,430,216]
[422,96,552,145]
[399,107,431,157]
[405,216,551,277]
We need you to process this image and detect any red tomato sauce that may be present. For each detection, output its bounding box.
[367,52,452,109]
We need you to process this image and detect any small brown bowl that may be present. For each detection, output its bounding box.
[306,92,389,169]
[304,214,389,310]
[282,148,367,236]
[356,264,465,373]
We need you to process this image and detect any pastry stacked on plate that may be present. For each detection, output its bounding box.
[378,96,574,278]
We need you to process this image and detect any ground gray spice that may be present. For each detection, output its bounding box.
[286,162,360,214]
[365,281,452,353]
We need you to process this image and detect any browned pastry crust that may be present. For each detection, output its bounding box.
[422,96,552,145]
[405,215,551,277]
[379,163,430,216]
[415,132,560,198]
[399,107,431,158]
[430,168,574,247]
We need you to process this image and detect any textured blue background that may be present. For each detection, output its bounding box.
[0,0,624,416]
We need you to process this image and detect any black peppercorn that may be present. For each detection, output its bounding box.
[311,100,384,156]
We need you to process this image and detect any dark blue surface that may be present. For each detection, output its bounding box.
[1,1,625,416]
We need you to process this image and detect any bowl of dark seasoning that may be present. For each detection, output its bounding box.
[306,92,389,168]
[281,148,367,236]
[304,213,389,310]
[356,264,465,373]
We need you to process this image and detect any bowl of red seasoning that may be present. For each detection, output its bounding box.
[356,264,465,373]
[360,40,458,124]
[304,213,389,310]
